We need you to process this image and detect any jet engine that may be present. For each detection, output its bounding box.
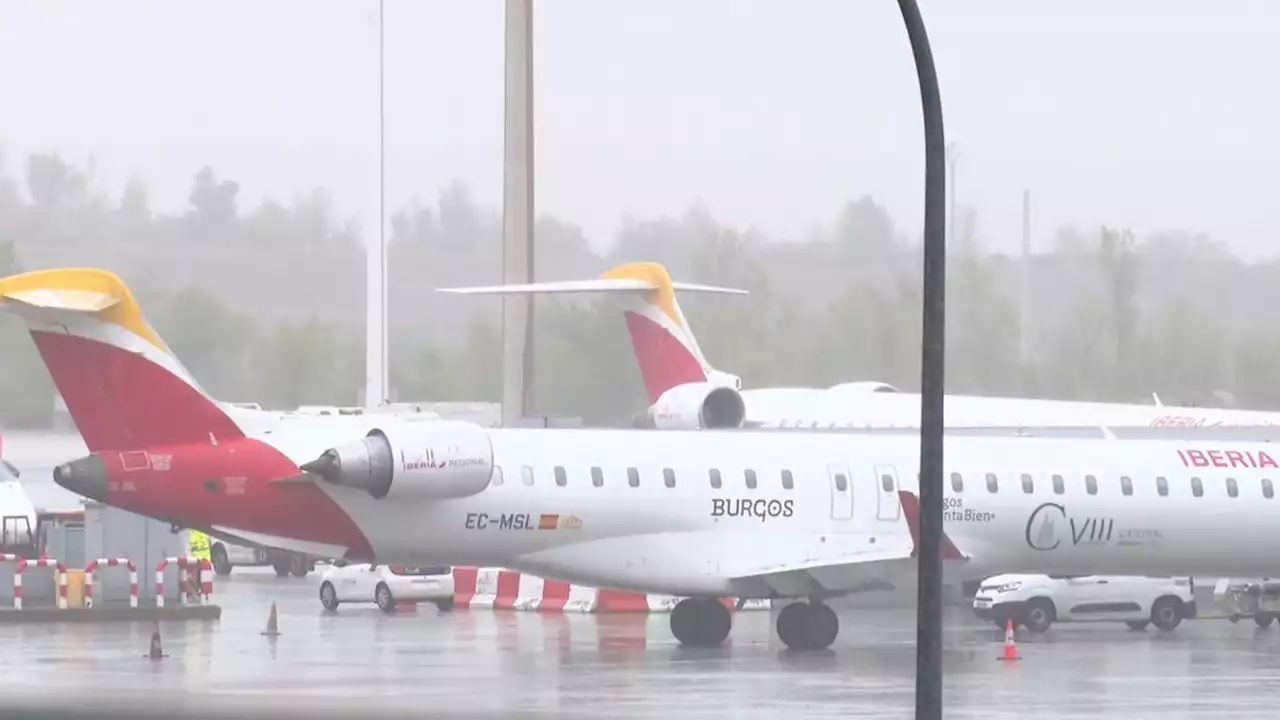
[299,419,494,501]
[648,381,747,430]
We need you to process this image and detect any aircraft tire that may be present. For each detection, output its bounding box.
[1150,596,1183,632]
[1255,613,1274,629]
[289,554,309,577]
[776,602,838,651]
[670,598,731,647]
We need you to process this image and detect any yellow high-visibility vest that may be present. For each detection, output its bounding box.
[189,530,211,561]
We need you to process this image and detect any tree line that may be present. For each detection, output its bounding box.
[1,148,1278,428]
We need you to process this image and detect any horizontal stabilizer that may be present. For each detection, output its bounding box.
[897,491,969,561]
[437,278,747,296]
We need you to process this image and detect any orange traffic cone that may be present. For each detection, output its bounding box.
[998,619,1021,662]
[261,601,281,637]
[145,623,168,660]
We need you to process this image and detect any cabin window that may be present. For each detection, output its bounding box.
[1226,477,1239,498]
[1264,479,1275,499]
[950,472,963,493]
[521,466,535,486]
[1191,476,1203,498]
[781,470,794,490]
[835,473,849,492]
[745,470,758,490]
[1020,474,1033,494]
[1085,475,1098,495]
[554,466,567,487]
[881,474,895,492]
[627,467,640,488]
[1052,474,1065,495]
[1156,476,1169,496]
[1120,476,1133,496]
[491,466,504,487]
[591,467,604,488]
[663,468,676,488]
[709,469,722,489]
[985,473,999,493]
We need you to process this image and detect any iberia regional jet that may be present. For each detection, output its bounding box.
[9,267,1280,652]
[437,261,1280,430]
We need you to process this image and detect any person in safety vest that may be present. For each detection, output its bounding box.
[188,530,211,562]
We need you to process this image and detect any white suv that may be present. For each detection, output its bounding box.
[973,574,1196,633]
[319,562,455,614]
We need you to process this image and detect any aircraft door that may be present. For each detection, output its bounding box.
[873,464,902,522]
[827,463,854,521]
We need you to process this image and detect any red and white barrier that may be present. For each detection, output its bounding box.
[155,556,213,608]
[84,557,138,609]
[451,567,771,613]
[8,557,68,610]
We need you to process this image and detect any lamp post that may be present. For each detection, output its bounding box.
[364,0,389,409]
[896,1,947,718]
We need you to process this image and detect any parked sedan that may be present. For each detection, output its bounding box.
[319,562,455,613]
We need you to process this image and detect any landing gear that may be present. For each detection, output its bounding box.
[670,598,732,648]
[776,601,839,651]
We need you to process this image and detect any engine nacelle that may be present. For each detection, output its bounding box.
[649,382,747,430]
[299,419,494,501]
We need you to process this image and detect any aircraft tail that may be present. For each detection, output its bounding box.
[897,491,969,561]
[437,261,747,404]
[0,268,249,452]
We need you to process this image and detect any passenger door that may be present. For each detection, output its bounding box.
[827,463,854,521]
[873,464,902,522]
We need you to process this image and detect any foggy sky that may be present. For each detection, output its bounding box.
[1,0,1276,259]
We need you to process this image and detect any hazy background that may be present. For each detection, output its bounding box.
[1,0,1278,427]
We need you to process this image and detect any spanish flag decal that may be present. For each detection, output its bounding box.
[538,514,560,530]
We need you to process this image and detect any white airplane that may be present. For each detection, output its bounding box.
[437,261,1280,430]
[12,267,1280,652]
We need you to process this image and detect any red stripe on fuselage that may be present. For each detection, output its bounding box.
[622,311,706,404]
[30,330,243,452]
[99,438,374,560]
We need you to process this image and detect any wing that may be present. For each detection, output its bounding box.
[727,491,971,598]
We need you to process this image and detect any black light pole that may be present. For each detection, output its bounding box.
[896,1,947,719]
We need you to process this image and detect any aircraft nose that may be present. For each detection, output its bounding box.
[53,455,109,502]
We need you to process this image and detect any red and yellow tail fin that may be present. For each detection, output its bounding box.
[0,268,246,452]
[437,261,746,403]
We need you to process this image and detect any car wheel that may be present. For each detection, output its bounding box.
[1150,596,1183,631]
[436,597,455,613]
[376,583,396,614]
[320,582,340,611]
[1021,598,1055,634]
[212,545,232,577]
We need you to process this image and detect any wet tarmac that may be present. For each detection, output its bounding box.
[0,568,1279,717]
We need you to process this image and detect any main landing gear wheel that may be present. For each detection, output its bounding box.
[776,602,839,651]
[1255,613,1275,629]
[289,554,310,578]
[670,598,732,648]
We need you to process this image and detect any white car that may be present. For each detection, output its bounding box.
[318,562,455,613]
[972,574,1197,633]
